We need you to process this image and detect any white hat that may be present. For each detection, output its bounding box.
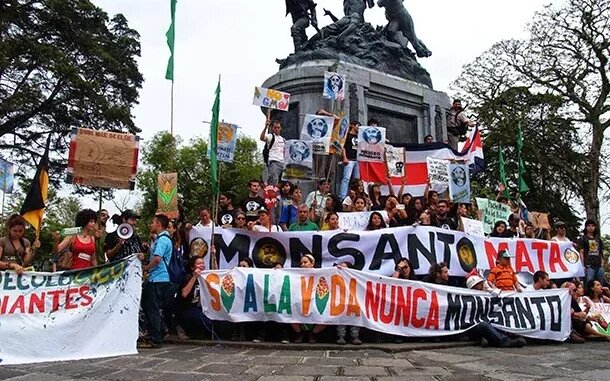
[466,275,485,289]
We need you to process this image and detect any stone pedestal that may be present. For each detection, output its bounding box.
[262,60,451,145]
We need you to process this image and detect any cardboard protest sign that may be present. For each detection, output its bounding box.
[322,71,345,100]
[253,87,290,111]
[448,163,470,203]
[157,172,178,218]
[0,157,15,193]
[461,217,484,236]
[530,212,551,230]
[66,128,139,190]
[426,157,449,185]
[330,113,349,155]
[215,123,238,163]
[283,140,313,180]
[386,145,405,178]
[476,197,512,234]
[300,114,334,155]
[357,126,385,163]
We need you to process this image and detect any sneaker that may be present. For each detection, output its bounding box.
[281,339,290,344]
[568,331,585,344]
[176,325,189,341]
[336,337,346,345]
[352,338,362,345]
[137,340,161,349]
[253,338,262,343]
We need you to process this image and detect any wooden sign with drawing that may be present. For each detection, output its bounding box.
[66,128,139,189]
[157,172,178,218]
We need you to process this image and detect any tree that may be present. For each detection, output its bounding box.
[0,0,143,188]
[453,0,610,223]
[136,132,263,235]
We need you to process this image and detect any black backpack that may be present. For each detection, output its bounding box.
[262,134,275,165]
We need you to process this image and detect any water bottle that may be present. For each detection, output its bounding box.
[61,227,82,236]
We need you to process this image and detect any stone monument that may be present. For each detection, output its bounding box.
[264,0,451,188]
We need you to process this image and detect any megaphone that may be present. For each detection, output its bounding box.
[117,223,134,240]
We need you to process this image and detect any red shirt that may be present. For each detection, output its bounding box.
[71,235,96,270]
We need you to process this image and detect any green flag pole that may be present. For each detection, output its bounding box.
[209,75,221,270]
[517,121,529,194]
[498,145,509,198]
[165,0,177,135]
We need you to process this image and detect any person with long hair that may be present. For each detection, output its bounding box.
[322,212,340,231]
[578,219,607,286]
[351,196,368,212]
[392,257,415,280]
[490,221,511,238]
[365,211,387,230]
[583,280,610,305]
[176,257,212,338]
[234,211,248,230]
[104,209,145,262]
[564,281,610,342]
[54,209,98,270]
[368,183,385,211]
[0,214,39,273]
[406,197,426,225]
[291,254,326,343]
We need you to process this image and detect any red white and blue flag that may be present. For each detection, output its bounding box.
[360,126,484,197]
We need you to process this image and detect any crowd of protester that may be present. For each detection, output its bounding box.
[1,116,609,349]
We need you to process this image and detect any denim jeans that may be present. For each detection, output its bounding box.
[264,160,283,186]
[339,160,359,200]
[142,281,172,344]
[472,322,509,347]
[585,266,608,287]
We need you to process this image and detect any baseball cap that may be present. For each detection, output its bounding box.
[466,275,485,289]
[121,209,141,220]
[497,250,512,259]
[554,221,566,228]
[257,207,269,215]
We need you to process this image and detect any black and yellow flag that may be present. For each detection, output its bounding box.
[20,137,51,236]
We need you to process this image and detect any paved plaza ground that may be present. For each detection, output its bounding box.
[2,341,609,381]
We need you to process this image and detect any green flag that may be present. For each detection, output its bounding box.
[517,122,529,193]
[165,0,177,81]
[210,79,221,195]
[498,145,509,198]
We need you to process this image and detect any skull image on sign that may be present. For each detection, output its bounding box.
[307,118,329,139]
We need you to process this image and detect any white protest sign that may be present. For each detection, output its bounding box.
[301,114,334,155]
[253,87,290,111]
[337,211,389,231]
[357,126,386,163]
[461,217,484,236]
[386,145,405,178]
[448,163,471,203]
[427,157,450,185]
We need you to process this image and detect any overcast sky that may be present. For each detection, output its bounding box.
[76,0,610,231]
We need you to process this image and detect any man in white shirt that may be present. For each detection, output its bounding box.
[524,271,549,291]
[260,119,285,186]
[195,207,214,228]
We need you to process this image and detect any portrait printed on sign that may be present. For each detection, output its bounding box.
[215,123,238,163]
[386,145,405,178]
[323,72,345,100]
[300,114,334,155]
[448,163,470,203]
[283,140,313,180]
[356,126,385,163]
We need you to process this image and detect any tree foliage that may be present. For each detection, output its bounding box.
[0,0,143,189]
[136,132,263,235]
[453,0,610,223]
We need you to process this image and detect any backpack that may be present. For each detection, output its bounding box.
[262,134,276,165]
[159,234,186,285]
[452,110,469,136]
